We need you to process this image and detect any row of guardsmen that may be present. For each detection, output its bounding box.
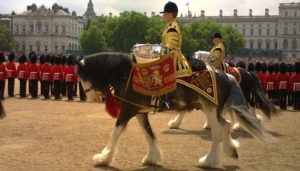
[235,61,300,111]
[0,52,87,101]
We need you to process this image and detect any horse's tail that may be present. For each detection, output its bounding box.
[0,100,6,119]
[226,75,274,142]
[249,72,280,119]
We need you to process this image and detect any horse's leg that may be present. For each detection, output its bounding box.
[222,116,239,159]
[136,114,162,165]
[168,113,185,129]
[203,118,211,129]
[199,107,223,168]
[93,111,134,166]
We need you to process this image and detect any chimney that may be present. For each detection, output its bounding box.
[109,12,112,18]
[201,10,205,17]
[249,9,253,16]
[219,10,223,17]
[234,9,238,16]
[265,8,269,16]
[151,12,155,17]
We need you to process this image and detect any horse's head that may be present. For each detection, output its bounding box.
[76,52,132,102]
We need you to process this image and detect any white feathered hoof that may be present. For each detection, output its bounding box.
[92,148,113,166]
[168,119,180,129]
[198,154,221,169]
[142,149,162,166]
[203,121,211,130]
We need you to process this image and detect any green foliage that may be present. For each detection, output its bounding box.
[0,24,15,51]
[80,25,106,54]
[79,12,245,55]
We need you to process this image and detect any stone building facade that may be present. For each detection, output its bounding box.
[12,3,83,54]
[177,2,300,58]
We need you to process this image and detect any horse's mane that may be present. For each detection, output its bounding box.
[76,52,132,90]
[187,57,207,71]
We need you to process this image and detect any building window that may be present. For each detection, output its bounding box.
[37,22,42,33]
[285,11,288,17]
[55,25,59,33]
[62,46,65,52]
[15,25,19,33]
[258,29,262,36]
[292,39,297,50]
[22,45,26,52]
[242,29,245,35]
[258,42,262,49]
[274,42,278,49]
[275,29,278,35]
[62,25,66,33]
[250,42,254,49]
[266,42,270,49]
[267,24,270,27]
[235,24,237,28]
[37,46,40,52]
[30,45,33,51]
[45,45,48,52]
[45,25,49,32]
[55,45,58,51]
[267,29,270,36]
[69,43,71,50]
[30,24,34,33]
[243,24,245,27]
[22,25,26,33]
[284,28,288,35]
[295,11,297,17]
[251,24,253,27]
[250,29,253,36]
[259,24,261,27]
[283,39,288,50]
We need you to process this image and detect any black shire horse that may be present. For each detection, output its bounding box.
[76,52,273,168]
[168,57,279,129]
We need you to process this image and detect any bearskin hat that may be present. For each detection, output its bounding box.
[39,54,45,64]
[61,55,67,65]
[8,52,15,62]
[30,53,37,64]
[54,55,61,65]
[248,63,255,72]
[67,55,74,66]
[274,63,279,73]
[294,62,300,74]
[279,63,287,74]
[255,62,262,72]
[19,54,27,63]
[288,64,294,73]
[0,52,5,63]
[228,62,235,67]
[44,54,51,63]
[267,64,274,74]
[236,61,246,69]
[261,63,267,73]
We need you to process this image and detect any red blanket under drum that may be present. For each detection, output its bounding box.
[177,66,218,105]
[132,55,176,96]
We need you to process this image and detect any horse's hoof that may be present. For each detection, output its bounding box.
[198,155,220,169]
[203,121,211,129]
[168,119,180,129]
[92,152,111,166]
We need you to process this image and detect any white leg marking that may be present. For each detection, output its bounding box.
[168,113,185,129]
[93,126,123,166]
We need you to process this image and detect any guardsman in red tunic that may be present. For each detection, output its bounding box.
[0,52,7,100]
[40,55,52,99]
[39,55,45,96]
[265,64,277,100]
[287,64,294,106]
[17,54,28,97]
[291,62,300,110]
[52,56,63,99]
[28,54,40,98]
[6,52,17,97]
[61,56,67,96]
[276,63,291,110]
[255,62,266,88]
[65,55,78,100]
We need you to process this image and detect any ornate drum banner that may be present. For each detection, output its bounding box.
[132,54,176,96]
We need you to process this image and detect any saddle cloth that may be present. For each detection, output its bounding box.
[177,65,218,105]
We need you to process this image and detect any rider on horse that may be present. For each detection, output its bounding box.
[160,1,192,78]
[209,32,228,73]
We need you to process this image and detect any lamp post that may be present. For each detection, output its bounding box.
[11,11,16,52]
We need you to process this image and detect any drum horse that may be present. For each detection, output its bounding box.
[76,44,274,168]
[168,51,278,129]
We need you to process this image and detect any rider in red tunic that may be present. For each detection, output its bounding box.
[6,52,17,97]
[0,52,7,100]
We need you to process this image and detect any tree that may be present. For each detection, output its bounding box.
[0,24,15,51]
[221,25,245,55]
[145,17,164,44]
[80,25,106,54]
[104,11,149,52]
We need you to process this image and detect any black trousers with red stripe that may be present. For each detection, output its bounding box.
[7,78,15,97]
[279,89,288,109]
[19,79,27,97]
[67,82,74,100]
[29,79,38,98]
[53,80,61,99]
[0,80,5,100]
[293,91,300,110]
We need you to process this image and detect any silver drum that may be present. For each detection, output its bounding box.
[132,44,170,64]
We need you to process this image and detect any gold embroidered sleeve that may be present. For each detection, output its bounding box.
[165,28,179,49]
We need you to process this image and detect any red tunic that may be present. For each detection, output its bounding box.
[291,74,300,91]
[265,73,277,91]
[17,63,28,79]
[27,63,40,80]
[52,65,63,80]
[40,63,52,81]
[5,61,17,78]
[65,65,78,82]
[0,63,7,80]
[62,65,67,80]
[256,72,266,88]
[276,74,291,90]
